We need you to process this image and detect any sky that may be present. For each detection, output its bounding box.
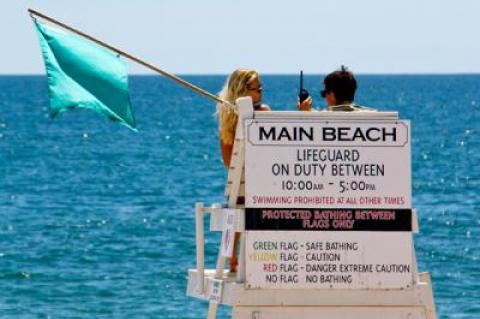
[1,0,479,74]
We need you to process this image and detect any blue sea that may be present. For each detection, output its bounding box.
[0,75,479,318]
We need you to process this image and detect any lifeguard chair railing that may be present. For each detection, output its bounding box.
[187,97,437,319]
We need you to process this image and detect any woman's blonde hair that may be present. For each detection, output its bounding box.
[217,68,259,145]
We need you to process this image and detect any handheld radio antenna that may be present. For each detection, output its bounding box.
[298,70,310,103]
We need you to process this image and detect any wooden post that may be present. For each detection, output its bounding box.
[207,97,253,319]
[195,202,205,294]
[233,97,254,284]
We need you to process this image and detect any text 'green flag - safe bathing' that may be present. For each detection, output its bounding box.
[34,22,136,130]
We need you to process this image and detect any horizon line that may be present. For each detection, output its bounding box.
[1,72,480,76]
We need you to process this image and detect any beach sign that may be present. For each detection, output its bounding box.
[244,118,414,290]
[245,119,411,209]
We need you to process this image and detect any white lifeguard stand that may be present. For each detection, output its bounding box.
[187,97,437,319]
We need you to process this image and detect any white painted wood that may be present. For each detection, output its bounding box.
[209,251,224,319]
[226,97,254,287]
[195,202,205,293]
[225,144,245,199]
[214,251,225,278]
[209,207,244,232]
[236,233,246,284]
[235,97,253,141]
[412,209,419,233]
[233,306,427,319]
[221,209,237,257]
[207,278,224,303]
[207,303,218,319]
[187,269,436,308]
[411,239,420,285]
[224,179,245,198]
[253,110,399,120]
[418,273,437,319]
[207,97,253,319]
[226,97,253,208]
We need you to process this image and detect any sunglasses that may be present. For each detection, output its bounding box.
[247,85,263,93]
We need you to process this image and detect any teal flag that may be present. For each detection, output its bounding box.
[34,22,136,130]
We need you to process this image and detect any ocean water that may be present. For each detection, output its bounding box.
[0,75,479,318]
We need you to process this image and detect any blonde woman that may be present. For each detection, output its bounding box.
[216,69,270,272]
[217,69,270,168]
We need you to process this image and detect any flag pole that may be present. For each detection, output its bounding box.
[28,8,234,108]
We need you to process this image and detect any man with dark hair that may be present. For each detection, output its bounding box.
[298,65,372,111]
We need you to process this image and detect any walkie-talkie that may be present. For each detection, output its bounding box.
[299,70,310,103]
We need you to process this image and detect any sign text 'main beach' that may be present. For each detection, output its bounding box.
[248,121,408,147]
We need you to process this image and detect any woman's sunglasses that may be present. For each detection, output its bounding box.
[247,85,263,93]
